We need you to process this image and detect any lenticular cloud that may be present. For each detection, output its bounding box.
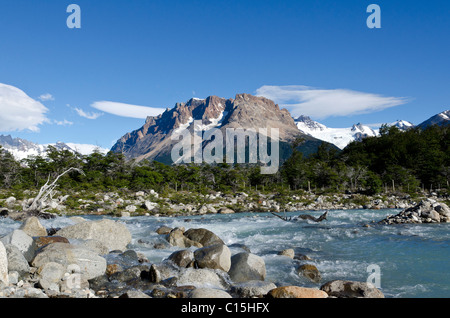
[0,83,49,132]
[256,85,409,119]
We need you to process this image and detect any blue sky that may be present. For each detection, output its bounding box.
[0,0,449,149]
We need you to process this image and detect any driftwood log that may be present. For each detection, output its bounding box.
[271,211,328,223]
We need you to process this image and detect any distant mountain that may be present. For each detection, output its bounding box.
[111,94,331,164]
[295,116,378,150]
[389,119,415,131]
[417,110,450,129]
[294,116,418,149]
[0,135,109,160]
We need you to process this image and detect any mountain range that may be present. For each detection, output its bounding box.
[0,135,108,160]
[1,93,448,163]
[294,116,415,150]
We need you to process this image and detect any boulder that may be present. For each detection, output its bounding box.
[56,219,132,252]
[194,244,231,272]
[156,226,173,235]
[189,288,232,298]
[0,229,37,262]
[183,228,224,247]
[5,197,16,207]
[4,244,30,278]
[267,286,328,298]
[37,262,66,291]
[278,248,295,259]
[33,236,70,249]
[218,207,235,214]
[32,242,107,280]
[19,216,48,237]
[0,242,8,286]
[228,252,266,283]
[166,228,202,248]
[144,201,158,211]
[230,280,277,298]
[168,249,195,268]
[320,280,384,298]
[296,264,322,283]
[175,268,230,289]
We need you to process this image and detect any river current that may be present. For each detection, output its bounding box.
[1,209,448,298]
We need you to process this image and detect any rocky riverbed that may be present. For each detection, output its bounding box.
[0,215,387,299]
[1,188,443,219]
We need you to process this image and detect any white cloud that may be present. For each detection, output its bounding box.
[54,119,73,126]
[91,101,166,119]
[255,85,409,119]
[38,93,54,101]
[0,83,49,132]
[74,107,103,120]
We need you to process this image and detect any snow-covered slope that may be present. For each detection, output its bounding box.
[0,135,109,161]
[295,116,378,150]
[417,110,450,128]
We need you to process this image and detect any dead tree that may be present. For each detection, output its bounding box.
[271,211,328,223]
[24,167,85,216]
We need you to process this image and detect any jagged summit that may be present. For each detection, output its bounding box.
[111,94,318,163]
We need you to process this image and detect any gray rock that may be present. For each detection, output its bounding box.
[184,228,224,247]
[4,244,30,278]
[176,268,230,289]
[320,280,384,298]
[230,280,277,298]
[189,288,232,298]
[37,262,65,291]
[278,248,295,259]
[228,252,266,283]
[119,290,152,298]
[166,228,202,248]
[5,197,16,207]
[32,242,107,280]
[56,219,132,252]
[19,216,48,237]
[218,207,235,214]
[168,249,195,268]
[0,242,8,286]
[156,226,172,235]
[296,264,322,283]
[0,229,37,262]
[194,244,231,272]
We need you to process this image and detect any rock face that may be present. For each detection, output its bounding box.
[228,252,266,283]
[32,243,107,280]
[267,286,328,298]
[111,93,325,164]
[320,280,384,298]
[56,219,132,252]
[379,200,450,224]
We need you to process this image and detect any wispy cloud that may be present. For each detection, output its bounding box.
[0,83,49,132]
[255,85,410,119]
[54,119,73,126]
[74,107,103,120]
[91,101,166,119]
[38,93,55,101]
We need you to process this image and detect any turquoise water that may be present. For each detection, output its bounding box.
[1,209,449,297]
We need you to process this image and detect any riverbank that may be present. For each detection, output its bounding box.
[1,188,448,219]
